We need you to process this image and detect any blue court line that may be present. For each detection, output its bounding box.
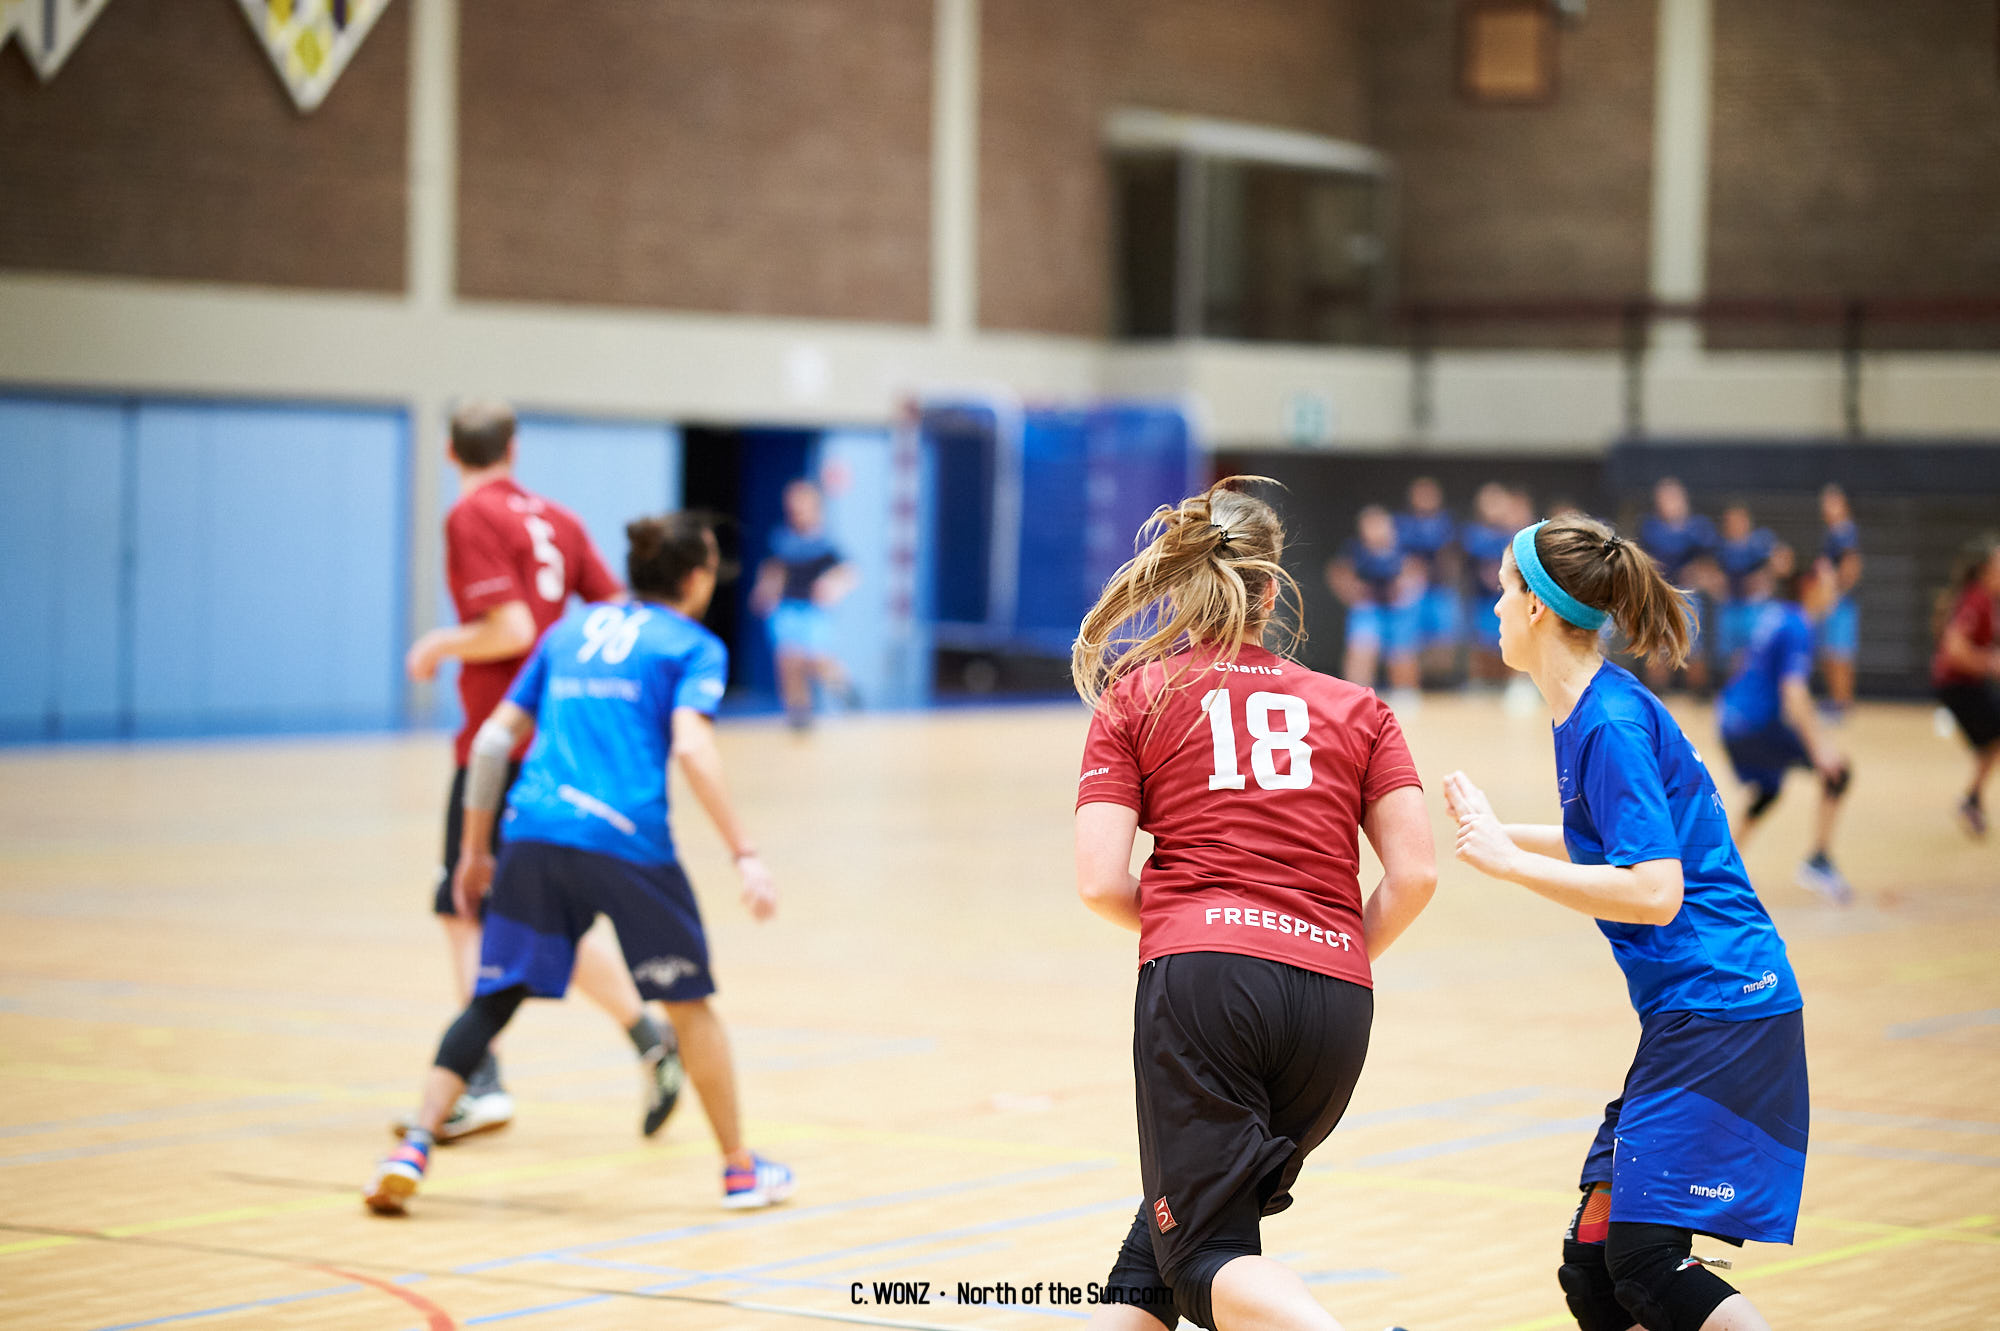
[1884,1008,2000,1040]
[1811,1142,2000,1170]
[458,1158,1120,1273]
[1298,1268,1398,1285]
[91,1283,361,1330]
[1347,1117,1603,1169]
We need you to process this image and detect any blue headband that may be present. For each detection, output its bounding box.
[1511,521,1609,631]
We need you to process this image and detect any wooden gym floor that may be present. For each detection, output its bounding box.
[1,697,1996,1330]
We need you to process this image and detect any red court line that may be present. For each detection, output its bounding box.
[315,1265,455,1331]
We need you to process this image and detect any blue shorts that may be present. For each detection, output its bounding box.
[1817,598,1858,660]
[1582,1007,1808,1244]
[768,599,832,655]
[1723,721,1812,797]
[476,840,715,1003]
[1416,586,1462,648]
[1346,599,1420,656]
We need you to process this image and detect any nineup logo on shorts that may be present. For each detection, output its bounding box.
[1153,1197,1178,1233]
[1741,970,1779,995]
[1689,1182,1736,1203]
[633,956,699,989]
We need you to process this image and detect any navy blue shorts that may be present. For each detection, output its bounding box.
[1582,1007,1809,1244]
[1722,722,1811,797]
[475,840,715,1003]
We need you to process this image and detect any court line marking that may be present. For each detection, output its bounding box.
[1489,1213,1999,1331]
[319,1264,455,1331]
[1883,1007,2000,1040]
[89,1283,363,1331]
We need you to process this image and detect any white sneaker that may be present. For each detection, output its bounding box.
[1795,855,1853,906]
[391,1089,514,1143]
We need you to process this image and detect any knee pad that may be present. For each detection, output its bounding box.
[1605,1222,1737,1331]
[1746,783,1782,819]
[435,985,527,1080]
[1557,1185,1626,1331]
[1822,762,1852,798]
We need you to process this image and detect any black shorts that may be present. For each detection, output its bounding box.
[1103,951,1373,1329]
[434,761,523,917]
[478,841,715,1004]
[1938,681,2000,750]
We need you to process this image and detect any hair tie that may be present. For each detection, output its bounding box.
[1601,534,1625,561]
[1211,521,1234,548]
[1512,521,1610,631]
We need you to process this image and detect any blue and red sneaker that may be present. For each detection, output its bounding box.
[722,1153,794,1210]
[364,1135,431,1215]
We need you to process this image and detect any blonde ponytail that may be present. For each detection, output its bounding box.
[1071,477,1300,711]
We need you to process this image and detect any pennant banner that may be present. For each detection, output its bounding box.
[236,0,396,113]
[2,0,115,80]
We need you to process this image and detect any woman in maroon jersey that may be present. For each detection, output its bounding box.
[1933,536,2000,837]
[1072,478,1437,1331]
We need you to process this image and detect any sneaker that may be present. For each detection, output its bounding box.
[1795,853,1853,906]
[391,1089,515,1143]
[1958,795,1988,840]
[641,1042,685,1138]
[722,1153,794,1210]
[363,1138,430,1215]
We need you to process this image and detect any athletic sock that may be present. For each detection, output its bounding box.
[628,1012,665,1059]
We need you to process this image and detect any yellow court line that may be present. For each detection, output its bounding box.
[1492,1213,1997,1330]
[0,1235,76,1257]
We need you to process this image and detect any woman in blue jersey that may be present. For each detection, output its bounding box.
[1445,515,1805,1331]
[1326,504,1421,699]
[366,513,794,1215]
[1718,556,1853,904]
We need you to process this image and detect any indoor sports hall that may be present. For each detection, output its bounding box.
[2,4,1997,1331]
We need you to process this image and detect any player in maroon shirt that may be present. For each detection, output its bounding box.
[1072,478,1436,1331]
[403,401,683,1140]
[1931,537,2000,837]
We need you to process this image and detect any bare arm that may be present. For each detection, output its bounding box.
[1502,824,1570,859]
[1939,621,2000,678]
[1446,770,1682,926]
[749,559,786,617]
[812,562,860,608]
[1779,676,1843,775]
[1359,785,1436,961]
[407,601,538,680]
[672,708,776,920]
[1075,801,1143,933]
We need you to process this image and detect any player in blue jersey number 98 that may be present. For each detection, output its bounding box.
[1446,516,1806,1331]
[367,512,794,1215]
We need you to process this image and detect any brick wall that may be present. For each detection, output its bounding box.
[0,0,408,290]
[1365,0,1657,346]
[979,0,1370,336]
[457,0,932,323]
[1708,0,2000,350]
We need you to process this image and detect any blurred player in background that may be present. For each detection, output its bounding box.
[1639,477,1719,694]
[751,478,859,731]
[369,513,793,1215]
[1714,502,1778,676]
[1396,476,1461,684]
[1072,479,1435,1331]
[1446,514,1805,1331]
[1718,556,1854,903]
[1327,504,1421,702]
[404,401,681,1141]
[1814,484,1863,716]
[1459,482,1515,686]
[1933,537,2000,837]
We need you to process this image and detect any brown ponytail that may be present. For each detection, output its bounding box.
[1935,534,2000,640]
[1071,477,1300,711]
[1527,515,1694,668]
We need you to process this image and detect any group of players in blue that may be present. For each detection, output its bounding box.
[1330,474,1868,903]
